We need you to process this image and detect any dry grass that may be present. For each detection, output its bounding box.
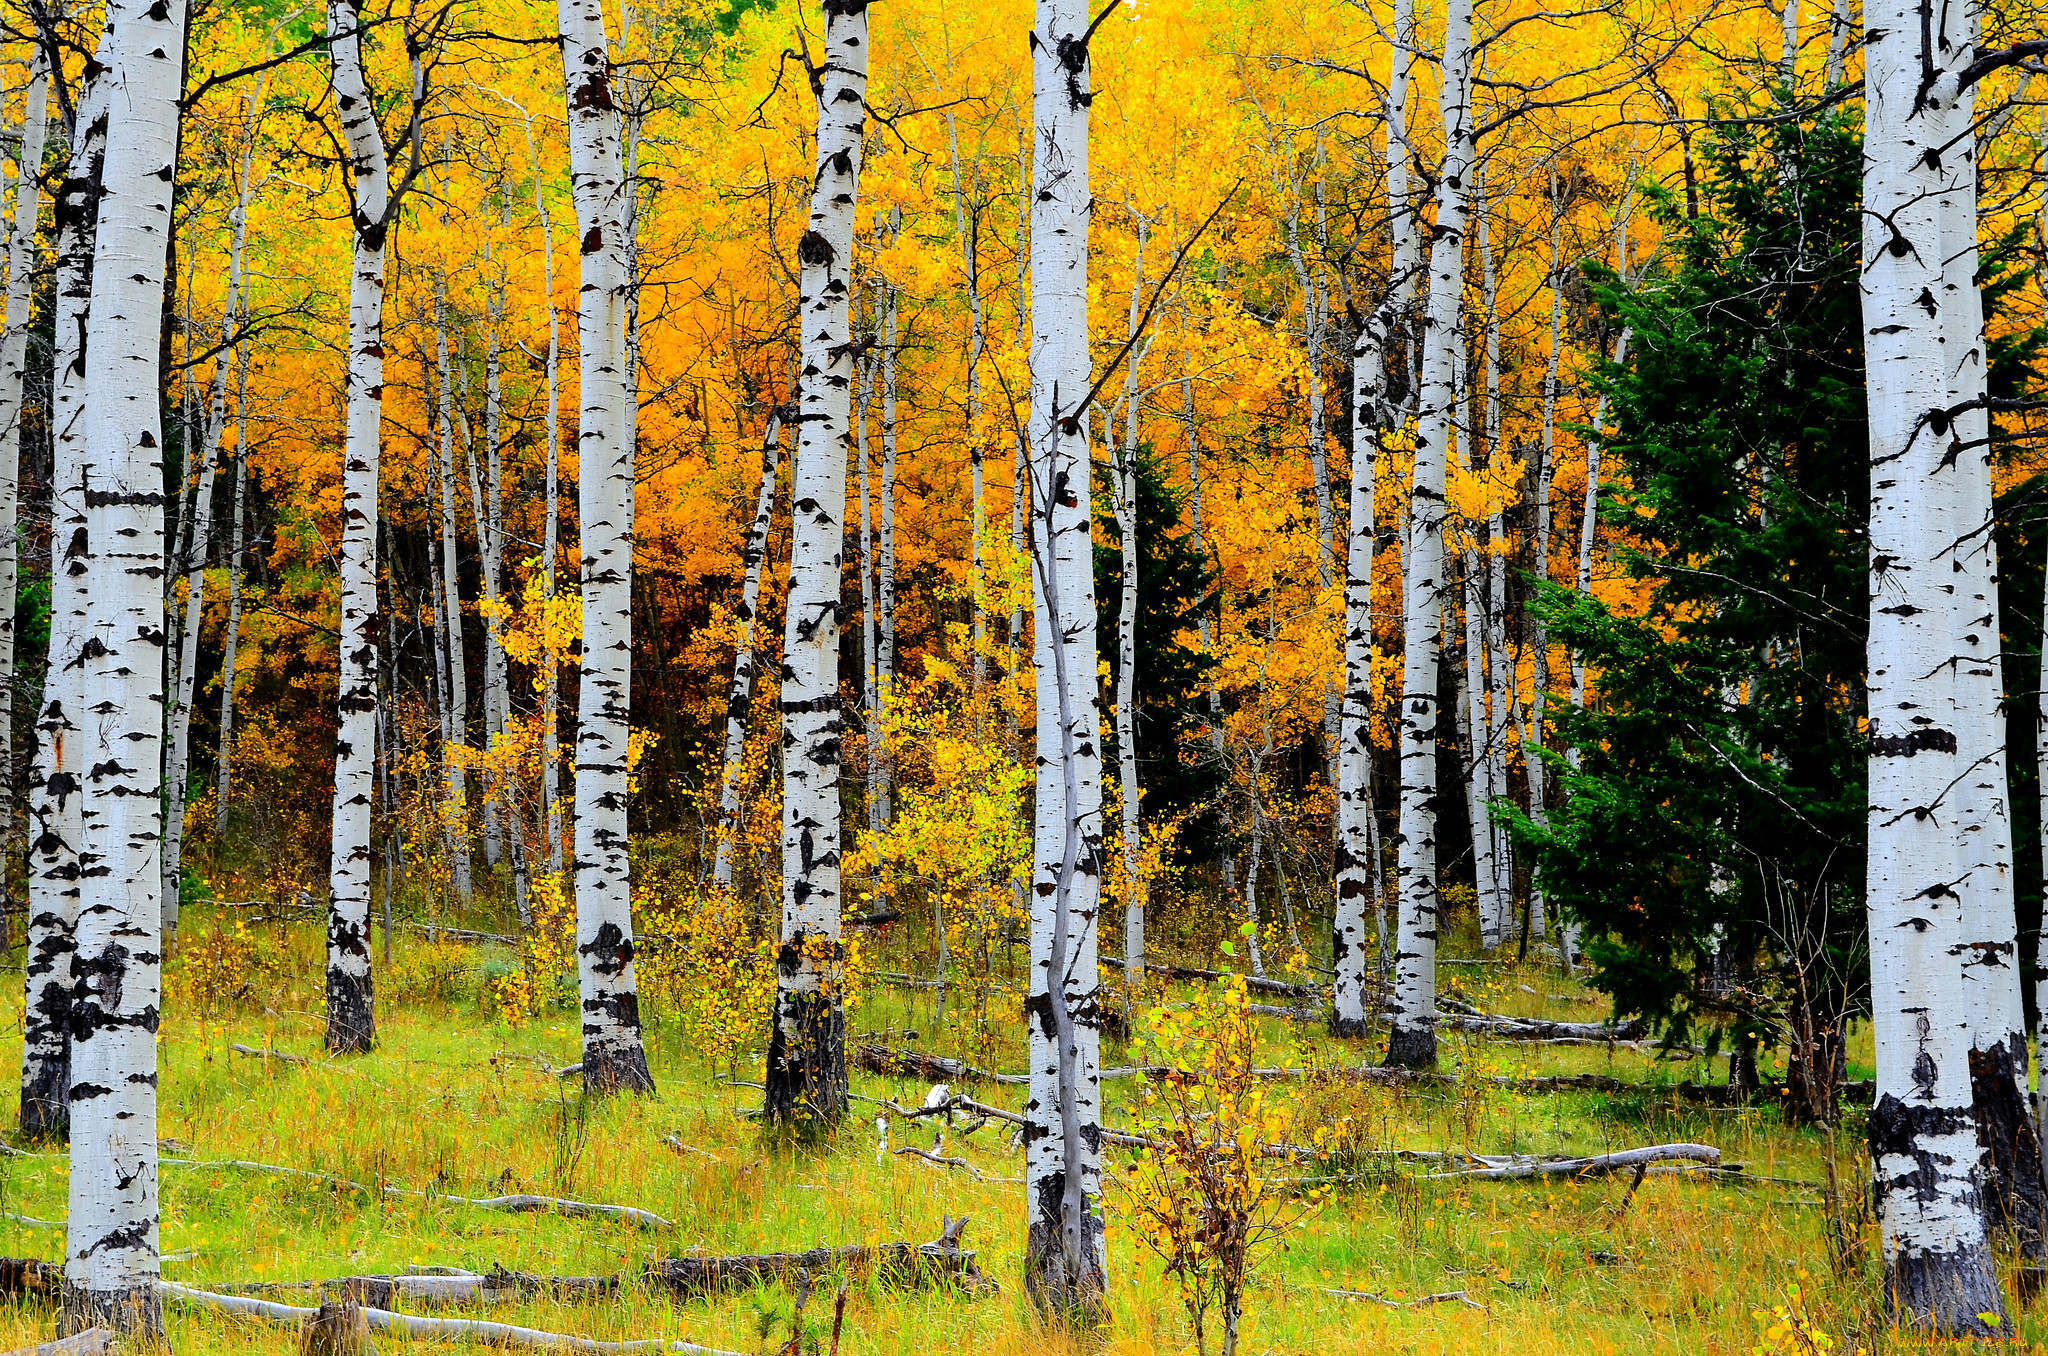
[0,900,2023,1355]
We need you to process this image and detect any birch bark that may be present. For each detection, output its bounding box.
[216,258,252,840]
[22,46,110,1143]
[763,0,867,1125]
[64,0,187,1326]
[323,0,388,1054]
[1860,0,2005,1324]
[712,408,780,888]
[1115,219,1148,978]
[432,297,472,902]
[1386,0,1473,1071]
[560,0,653,1095]
[0,53,47,865]
[1023,0,1106,1313]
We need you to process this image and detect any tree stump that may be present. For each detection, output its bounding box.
[299,1301,376,1356]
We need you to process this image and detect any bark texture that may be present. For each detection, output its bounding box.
[712,408,780,889]
[764,0,868,1127]
[64,0,187,1331]
[0,54,47,872]
[560,0,654,1097]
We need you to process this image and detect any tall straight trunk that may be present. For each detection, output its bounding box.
[1824,0,1853,85]
[1941,54,2042,1250]
[1281,150,1339,785]
[1009,117,1029,684]
[1334,0,1416,1033]
[1386,0,1472,1072]
[0,54,48,864]
[432,295,473,901]
[1524,179,1566,945]
[480,255,509,869]
[1478,174,1513,931]
[64,0,186,1327]
[1116,219,1148,977]
[163,321,224,941]
[1780,0,1801,83]
[1185,356,1234,899]
[949,113,987,689]
[713,408,781,888]
[764,0,866,1126]
[216,276,251,840]
[461,368,505,870]
[1454,279,1501,950]
[1024,0,1106,1316]
[324,0,387,1055]
[23,47,111,1143]
[875,282,897,831]
[560,0,653,1096]
[1860,0,2004,1326]
[857,349,877,832]
[520,109,563,881]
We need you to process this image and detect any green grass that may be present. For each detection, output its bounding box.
[0,899,2023,1355]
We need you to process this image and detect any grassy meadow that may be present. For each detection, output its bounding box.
[0,886,2007,1356]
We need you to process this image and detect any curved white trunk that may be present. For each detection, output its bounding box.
[22,52,111,1143]
[559,0,653,1096]
[0,55,47,872]
[765,0,867,1125]
[324,0,389,1056]
[712,408,780,889]
[1333,0,1415,1035]
[1860,0,2003,1326]
[1023,0,1106,1314]
[1386,0,1472,1071]
[65,0,187,1329]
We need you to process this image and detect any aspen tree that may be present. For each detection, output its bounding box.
[948,111,987,690]
[560,0,654,1095]
[1114,214,1151,977]
[323,0,392,1053]
[1333,0,1417,1035]
[0,51,46,865]
[22,38,111,1144]
[64,0,188,1325]
[432,293,473,901]
[712,406,781,889]
[1023,0,1106,1314]
[1387,0,1474,1071]
[764,0,868,1125]
[1860,0,2005,1322]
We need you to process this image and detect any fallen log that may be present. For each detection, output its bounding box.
[161,1158,671,1229]
[336,1266,619,1308]
[0,1260,61,1296]
[850,1046,1012,1086]
[1326,1288,1488,1310]
[157,1281,737,1355]
[647,1216,987,1298]
[1427,1143,1719,1180]
[0,1330,114,1356]
[1447,1015,1646,1040]
[230,1043,310,1066]
[1101,956,1325,1000]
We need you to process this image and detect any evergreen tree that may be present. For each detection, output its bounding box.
[1518,111,1869,1119]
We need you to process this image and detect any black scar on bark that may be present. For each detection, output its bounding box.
[764,987,847,1128]
[326,964,374,1055]
[1384,1022,1437,1071]
[1969,1037,2048,1261]
[1868,1091,2008,1335]
[1023,1168,1105,1320]
[59,1280,163,1340]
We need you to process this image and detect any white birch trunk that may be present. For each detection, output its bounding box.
[764,0,867,1125]
[324,0,388,1054]
[481,248,509,870]
[0,55,47,869]
[1024,0,1105,1313]
[1824,0,1854,85]
[64,0,186,1326]
[1386,0,1472,1071]
[1332,0,1416,1035]
[215,271,251,841]
[432,299,472,902]
[712,408,780,888]
[162,334,223,943]
[22,49,110,1143]
[560,0,653,1096]
[1478,181,1513,934]
[1860,0,2004,1323]
[949,114,987,690]
[1524,183,1566,945]
[1780,0,1801,84]
[875,283,897,831]
[1116,221,1147,978]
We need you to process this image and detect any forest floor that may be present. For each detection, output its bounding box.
[0,894,2014,1355]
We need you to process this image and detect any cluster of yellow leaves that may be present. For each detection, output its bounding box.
[492,869,573,1027]
[1749,1284,1868,1356]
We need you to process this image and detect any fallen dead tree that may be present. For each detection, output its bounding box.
[851,1045,1012,1086]
[647,1216,987,1298]
[1100,955,1327,1001]
[161,1158,671,1229]
[0,1331,113,1356]
[1426,1143,1720,1180]
[1326,1287,1487,1310]
[1447,1015,1647,1041]
[158,1282,737,1355]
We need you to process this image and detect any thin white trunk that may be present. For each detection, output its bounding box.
[1387,0,1472,1071]
[0,55,48,868]
[1333,0,1415,1034]
[712,408,780,889]
[481,252,509,869]
[433,296,473,901]
[560,0,653,1095]
[216,275,252,841]
[857,349,877,836]
[324,0,387,1054]
[1024,0,1106,1315]
[949,113,987,690]
[23,46,111,1143]
[875,283,897,831]
[65,0,186,1327]
[1524,177,1566,945]
[1860,0,2004,1324]
[1116,219,1148,977]
[1478,173,1513,934]
[1824,0,1854,85]
[1780,0,1801,84]
[765,0,867,1124]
